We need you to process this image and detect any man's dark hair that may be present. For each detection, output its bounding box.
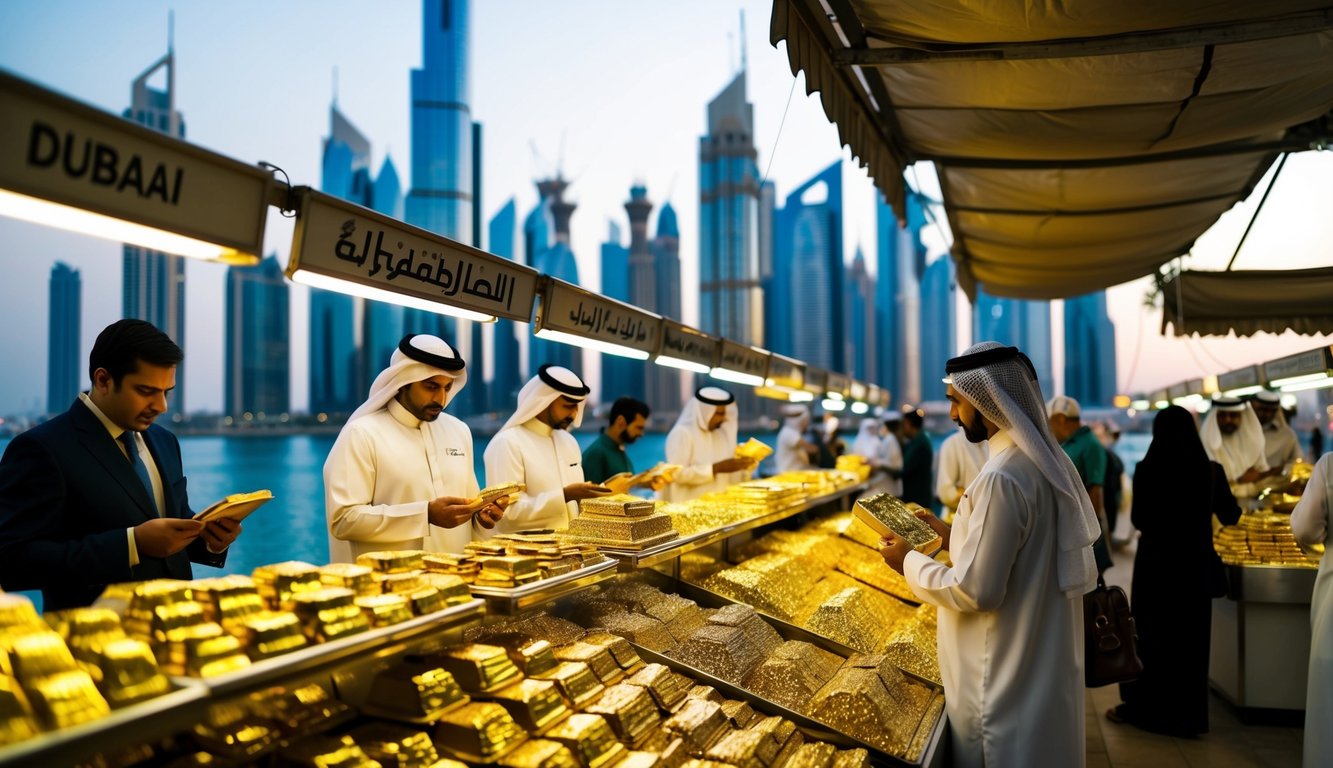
[88,319,184,385]
[609,397,650,427]
[903,410,925,429]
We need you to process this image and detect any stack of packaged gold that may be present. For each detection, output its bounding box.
[252,560,324,610]
[424,551,484,583]
[1215,511,1314,567]
[567,496,680,551]
[492,532,583,577]
[722,482,807,515]
[661,499,750,537]
[123,580,252,678]
[191,681,354,763]
[833,455,872,483]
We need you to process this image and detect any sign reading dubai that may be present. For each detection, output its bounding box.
[0,71,268,259]
[659,320,718,369]
[290,188,538,322]
[537,278,662,355]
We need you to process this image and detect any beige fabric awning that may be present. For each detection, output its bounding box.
[1161,267,1333,337]
[771,0,1333,301]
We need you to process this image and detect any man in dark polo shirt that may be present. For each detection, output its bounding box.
[582,397,651,485]
[1048,395,1111,572]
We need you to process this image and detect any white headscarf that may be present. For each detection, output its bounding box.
[851,418,883,458]
[499,365,589,433]
[946,341,1099,596]
[348,334,467,422]
[674,387,738,445]
[1251,389,1290,430]
[1201,396,1267,480]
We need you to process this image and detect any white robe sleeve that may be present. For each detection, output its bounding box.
[666,426,714,488]
[936,438,964,509]
[1292,454,1331,549]
[483,430,568,532]
[324,424,429,545]
[903,471,1026,613]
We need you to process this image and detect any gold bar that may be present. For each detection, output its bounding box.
[356,550,426,574]
[431,644,522,693]
[497,738,582,768]
[365,663,469,722]
[481,678,571,733]
[93,638,170,707]
[543,713,627,768]
[355,593,414,627]
[435,701,529,763]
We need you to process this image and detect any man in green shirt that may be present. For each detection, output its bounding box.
[1048,395,1111,571]
[582,397,650,484]
[900,408,935,509]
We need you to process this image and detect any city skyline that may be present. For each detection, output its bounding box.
[2,1,1331,418]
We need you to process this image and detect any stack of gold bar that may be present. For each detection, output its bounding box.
[743,641,844,714]
[257,682,355,740]
[800,588,888,654]
[401,585,446,617]
[567,496,680,551]
[832,547,919,605]
[807,654,934,758]
[238,610,309,660]
[424,552,483,583]
[719,700,757,729]
[663,698,730,756]
[748,715,804,765]
[834,455,872,483]
[317,563,379,597]
[251,561,323,611]
[591,612,676,653]
[348,721,446,768]
[725,481,806,514]
[583,683,661,748]
[435,701,529,763]
[434,644,523,693]
[670,624,765,686]
[418,573,473,606]
[688,685,725,705]
[480,678,570,733]
[192,701,281,762]
[121,579,194,638]
[640,595,708,644]
[91,638,170,708]
[180,626,252,678]
[493,532,582,578]
[580,631,644,677]
[354,593,414,627]
[364,663,469,722]
[475,555,543,588]
[24,667,111,730]
[462,629,559,677]
[532,660,606,709]
[0,674,38,745]
[291,587,371,642]
[190,575,267,636]
[803,573,916,647]
[357,550,427,574]
[378,570,427,595]
[882,609,940,685]
[277,733,381,767]
[700,554,811,621]
[510,612,588,646]
[497,738,583,768]
[708,606,782,658]
[554,641,623,685]
[703,729,777,768]
[44,607,124,677]
[624,663,691,713]
[544,713,627,768]
[1215,512,1315,567]
[7,630,111,730]
[787,743,871,768]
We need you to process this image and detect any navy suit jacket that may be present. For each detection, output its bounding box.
[0,398,224,610]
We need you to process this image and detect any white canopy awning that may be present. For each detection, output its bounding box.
[1161,266,1333,337]
[771,0,1333,301]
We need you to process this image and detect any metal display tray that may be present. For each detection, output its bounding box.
[468,557,620,614]
[1225,563,1318,605]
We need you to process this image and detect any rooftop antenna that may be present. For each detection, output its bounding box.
[529,139,547,179]
[740,9,748,71]
[167,9,174,53]
[728,32,735,74]
[557,129,567,179]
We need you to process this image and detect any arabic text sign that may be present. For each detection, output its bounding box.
[658,320,719,369]
[538,278,661,355]
[0,71,268,256]
[1217,365,1262,393]
[291,188,538,322]
[767,353,804,390]
[1263,347,1332,383]
[718,339,770,380]
[803,367,828,396]
[825,372,850,398]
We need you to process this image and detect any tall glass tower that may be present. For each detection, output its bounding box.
[47,262,81,415]
[406,0,472,243]
[488,199,523,413]
[772,161,843,370]
[699,72,763,347]
[974,290,1054,400]
[225,256,290,417]
[649,202,684,417]
[600,220,638,403]
[846,247,875,381]
[874,194,928,405]
[918,256,956,401]
[529,177,581,376]
[122,48,187,416]
[1064,292,1118,405]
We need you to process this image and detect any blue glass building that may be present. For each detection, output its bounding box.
[874,193,928,404]
[488,199,524,413]
[846,247,875,381]
[1064,292,1118,406]
[649,202,684,417]
[772,161,843,371]
[122,49,187,416]
[918,256,956,400]
[529,177,581,376]
[225,256,290,417]
[599,220,639,403]
[974,290,1054,399]
[47,262,80,415]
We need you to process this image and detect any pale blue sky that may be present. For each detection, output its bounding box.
[0,0,1329,416]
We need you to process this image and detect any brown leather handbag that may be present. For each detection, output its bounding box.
[1083,574,1143,687]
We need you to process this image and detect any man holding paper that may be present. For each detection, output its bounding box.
[581,397,672,493]
[0,319,240,610]
[324,334,506,561]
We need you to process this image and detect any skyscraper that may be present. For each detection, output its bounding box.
[600,220,639,403]
[47,262,80,415]
[1064,292,1118,405]
[846,247,875,381]
[649,202,684,417]
[122,49,187,416]
[529,177,582,376]
[918,255,956,401]
[772,161,843,370]
[699,71,763,347]
[874,193,928,405]
[489,199,524,413]
[362,156,406,394]
[225,256,290,417]
[974,290,1054,399]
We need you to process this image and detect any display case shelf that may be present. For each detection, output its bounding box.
[467,557,620,614]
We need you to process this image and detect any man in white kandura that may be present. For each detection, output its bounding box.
[1201,395,1269,497]
[663,387,755,503]
[1291,450,1332,768]
[1251,390,1302,471]
[878,342,1099,768]
[483,365,612,535]
[935,427,989,519]
[323,334,506,562]
[776,405,816,473]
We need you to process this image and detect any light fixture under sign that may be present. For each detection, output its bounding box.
[710,367,766,387]
[534,328,650,360]
[657,355,711,374]
[290,269,494,322]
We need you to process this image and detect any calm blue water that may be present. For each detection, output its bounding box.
[0,429,1150,584]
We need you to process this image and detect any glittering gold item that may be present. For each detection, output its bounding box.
[498,738,582,768]
[700,555,809,621]
[355,593,414,627]
[641,595,708,644]
[743,641,842,715]
[365,663,469,722]
[515,612,588,646]
[593,612,676,653]
[669,624,762,685]
[91,638,170,708]
[554,641,622,685]
[357,550,426,573]
[190,575,267,636]
[686,685,724,704]
[122,580,194,638]
[482,678,570,733]
[251,561,323,610]
[292,587,371,642]
[418,573,473,605]
[852,493,939,551]
[719,700,757,729]
[532,661,605,709]
[378,569,427,594]
[708,605,781,657]
[624,663,690,713]
[192,718,279,761]
[470,483,526,510]
[786,742,836,768]
[577,496,658,518]
[434,644,522,693]
[580,631,643,674]
[0,594,42,631]
[747,715,797,752]
[348,721,441,768]
[423,553,481,582]
[318,563,379,596]
[257,682,355,739]
[883,616,940,685]
[584,683,660,747]
[705,729,776,768]
[565,514,679,551]
[279,733,381,767]
[43,607,124,671]
[27,669,110,729]
[544,713,627,768]
[401,585,446,617]
[436,701,528,762]
[806,655,934,757]
[831,747,870,768]
[735,438,773,462]
[9,631,78,684]
[0,675,38,745]
[662,698,728,754]
[802,588,887,654]
[238,610,309,660]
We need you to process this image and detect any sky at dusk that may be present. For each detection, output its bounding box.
[0,0,1329,417]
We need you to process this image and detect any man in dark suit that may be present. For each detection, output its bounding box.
[0,319,242,610]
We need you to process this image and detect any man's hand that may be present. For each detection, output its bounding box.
[427,496,475,528]
[1239,468,1264,484]
[648,475,670,493]
[473,494,511,529]
[914,508,952,552]
[712,457,754,475]
[604,473,634,495]
[564,482,614,502]
[878,535,913,575]
[134,518,203,558]
[202,517,242,552]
